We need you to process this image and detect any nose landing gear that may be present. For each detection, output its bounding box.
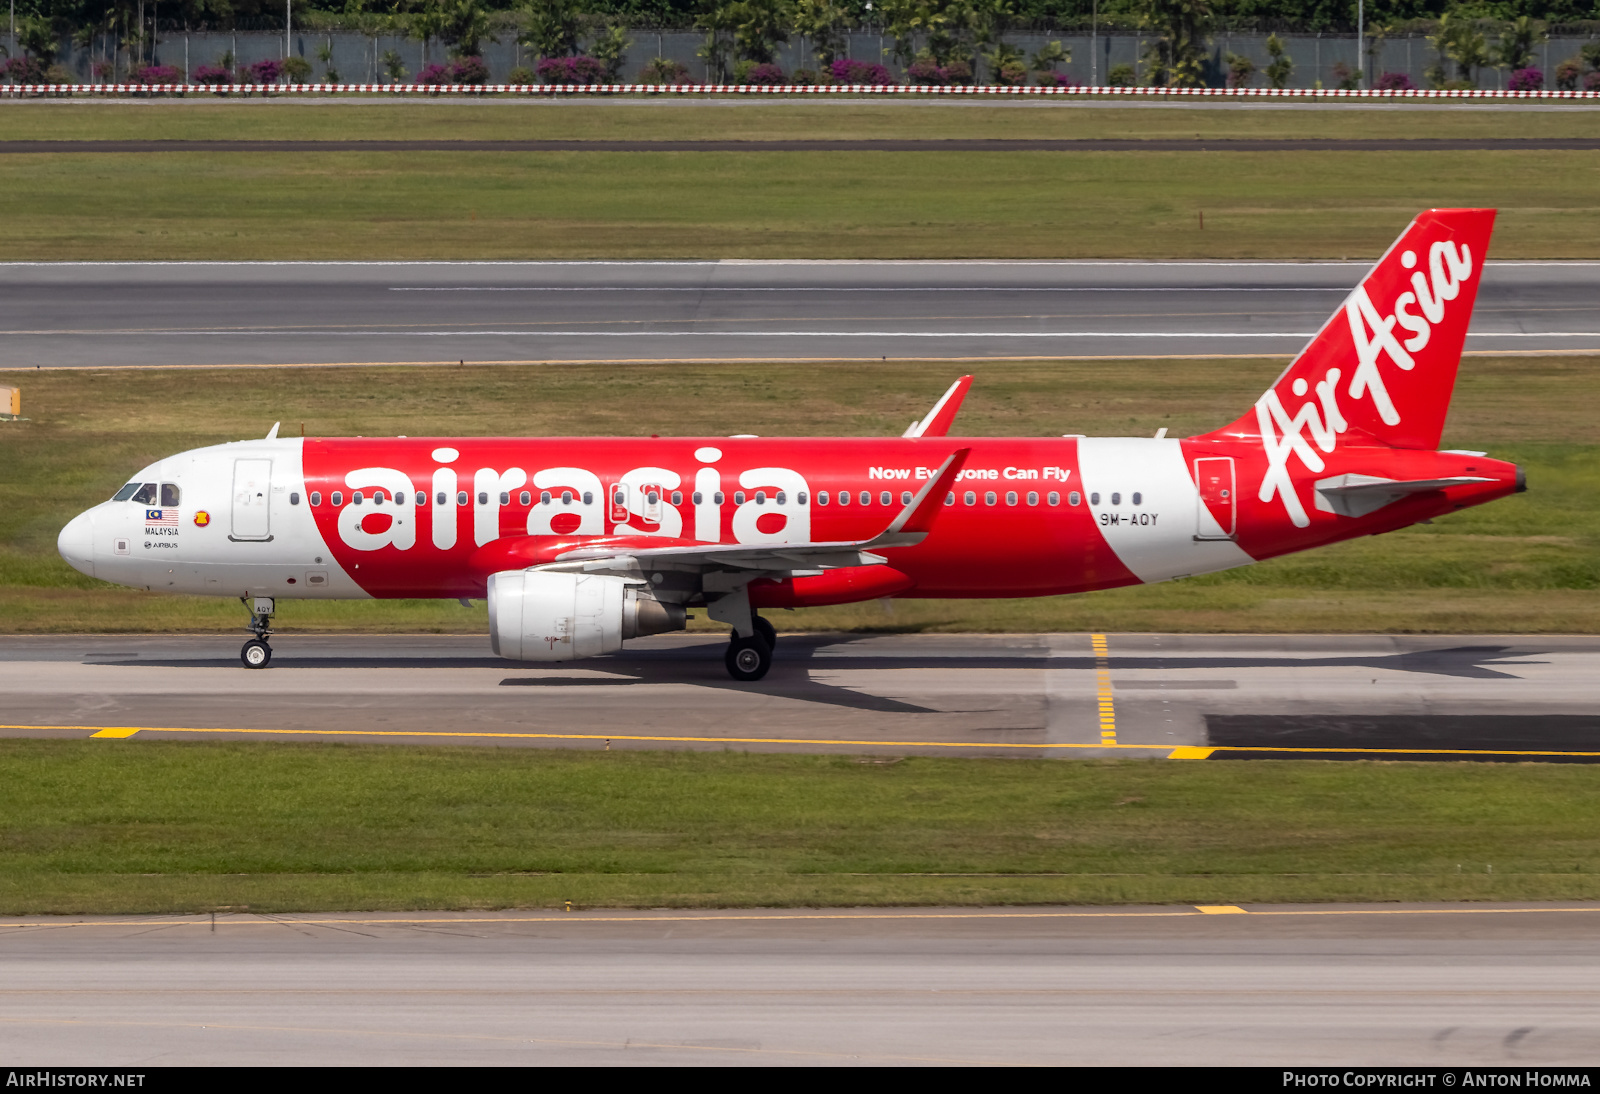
[240,596,275,669]
[724,614,775,681]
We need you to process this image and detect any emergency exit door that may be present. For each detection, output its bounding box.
[1193,457,1236,540]
[231,459,274,541]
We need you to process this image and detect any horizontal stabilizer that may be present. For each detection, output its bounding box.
[1314,473,1493,518]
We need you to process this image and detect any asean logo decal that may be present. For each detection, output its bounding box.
[193,510,211,527]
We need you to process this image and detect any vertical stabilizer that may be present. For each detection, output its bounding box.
[1201,208,1496,452]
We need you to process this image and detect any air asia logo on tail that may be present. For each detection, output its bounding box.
[1240,208,1496,527]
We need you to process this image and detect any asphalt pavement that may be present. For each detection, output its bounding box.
[3,633,1594,760]
[2,260,1597,366]
[2,904,1598,1065]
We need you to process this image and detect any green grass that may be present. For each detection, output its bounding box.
[0,148,1598,259]
[3,740,1600,913]
[2,357,1596,635]
[5,100,1600,143]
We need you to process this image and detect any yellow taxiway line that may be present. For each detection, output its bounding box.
[1,905,1598,929]
[4,724,1600,761]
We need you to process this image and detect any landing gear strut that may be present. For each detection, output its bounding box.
[724,614,775,682]
[240,596,275,669]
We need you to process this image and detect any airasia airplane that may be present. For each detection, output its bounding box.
[57,208,1521,680]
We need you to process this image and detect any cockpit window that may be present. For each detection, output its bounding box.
[130,483,158,505]
[112,483,141,502]
[160,483,181,507]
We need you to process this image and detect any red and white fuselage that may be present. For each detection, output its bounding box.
[57,209,1522,676]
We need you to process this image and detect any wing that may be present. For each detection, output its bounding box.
[1314,473,1494,518]
[902,376,973,438]
[540,448,971,580]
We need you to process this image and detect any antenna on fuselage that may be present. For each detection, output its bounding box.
[264,422,281,440]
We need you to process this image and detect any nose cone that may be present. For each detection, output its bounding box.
[57,511,96,579]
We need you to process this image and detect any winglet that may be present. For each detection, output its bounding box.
[265,422,281,440]
[868,448,969,547]
[902,376,973,438]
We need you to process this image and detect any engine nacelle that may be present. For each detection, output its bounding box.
[487,570,686,662]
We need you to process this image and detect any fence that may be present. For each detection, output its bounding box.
[28,29,1600,91]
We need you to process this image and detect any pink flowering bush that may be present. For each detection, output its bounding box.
[1375,71,1416,92]
[2,56,48,83]
[829,58,892,85]
[1508,67,1543,92]
[134,64,183,84]
[191,64,232,85]
[743,62,784,84]
[451,56,489,85]
[416,63,452,85]
[907,56,970,85]
[1034,70,1078,88]
[536,55,606,84]
[246,59,283,84]
[1586,70,1600,92]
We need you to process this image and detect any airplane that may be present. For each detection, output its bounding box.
[57,208,1522,681]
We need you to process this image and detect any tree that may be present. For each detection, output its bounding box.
[1225,50,1253,87]
[589,21,630,80]
[695,0,737,81]
[519,0,582,60]
[1030,39,1068,75]
[1138,0,1210,88]
[730,0,793,65]
[792,0,852,69]
[440,0,496,58]
[878,0,978,70]
[1264,32,1292,89]
[1494,16,1543,75]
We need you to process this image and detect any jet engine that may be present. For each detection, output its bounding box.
[487,570,686,662]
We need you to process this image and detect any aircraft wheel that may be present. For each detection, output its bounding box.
[725,634,772,682]
[241,639,272,669]
[752,615,777,650]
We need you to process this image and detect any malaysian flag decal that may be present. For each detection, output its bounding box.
[145,508,179,528]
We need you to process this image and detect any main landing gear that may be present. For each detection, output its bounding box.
[240,596,275,669]
[725,614,776,682]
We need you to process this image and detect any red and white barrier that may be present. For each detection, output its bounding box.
[3,81,1598,100]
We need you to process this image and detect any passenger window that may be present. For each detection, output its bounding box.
[755,491,766,505]
[539,490,551,505]
[797,492,806,505]
[714,492,724,505]
[1132,492,1142,505]
[582,492,593,506]
[290,492,301,506]
[818,491,829,505]
[563,490,574,505]
[985,491,997,505]
[734,491,746,505]
[113,483,141,502]
[332,490,344,506]
[310,491,322,506]
[131,483,158,505]
[457,491,468,506]
[374,492,385,505]
[1027,491,1039,506]
[416,492,426,506]
[880,491,891,506]
[1005,491,1017,506]
[519,490,530,506]
[160,483,181,507]
[478,492,488,505]
[946,492,955,505]
[1090,492,1100,505]
[964,490,976,505]
[499,491,509,505]
[859,491,870,506]
[353,492,365,505]
[693,491,703,505]
[1111,492,1121,505]
[671,491,682,506]
[1062,492,1073,506]
[901,491,912,506]
[837,491,848,506]
[436,492,446,505]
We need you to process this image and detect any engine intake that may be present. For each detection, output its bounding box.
[488,570,686,662]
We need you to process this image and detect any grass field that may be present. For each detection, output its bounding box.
[1,357,1595,635]
[5,100,1600,143]
[0,146,1597,259]
[3,740,1600,914]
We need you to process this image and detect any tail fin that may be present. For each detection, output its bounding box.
[1204,208,1496,451]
